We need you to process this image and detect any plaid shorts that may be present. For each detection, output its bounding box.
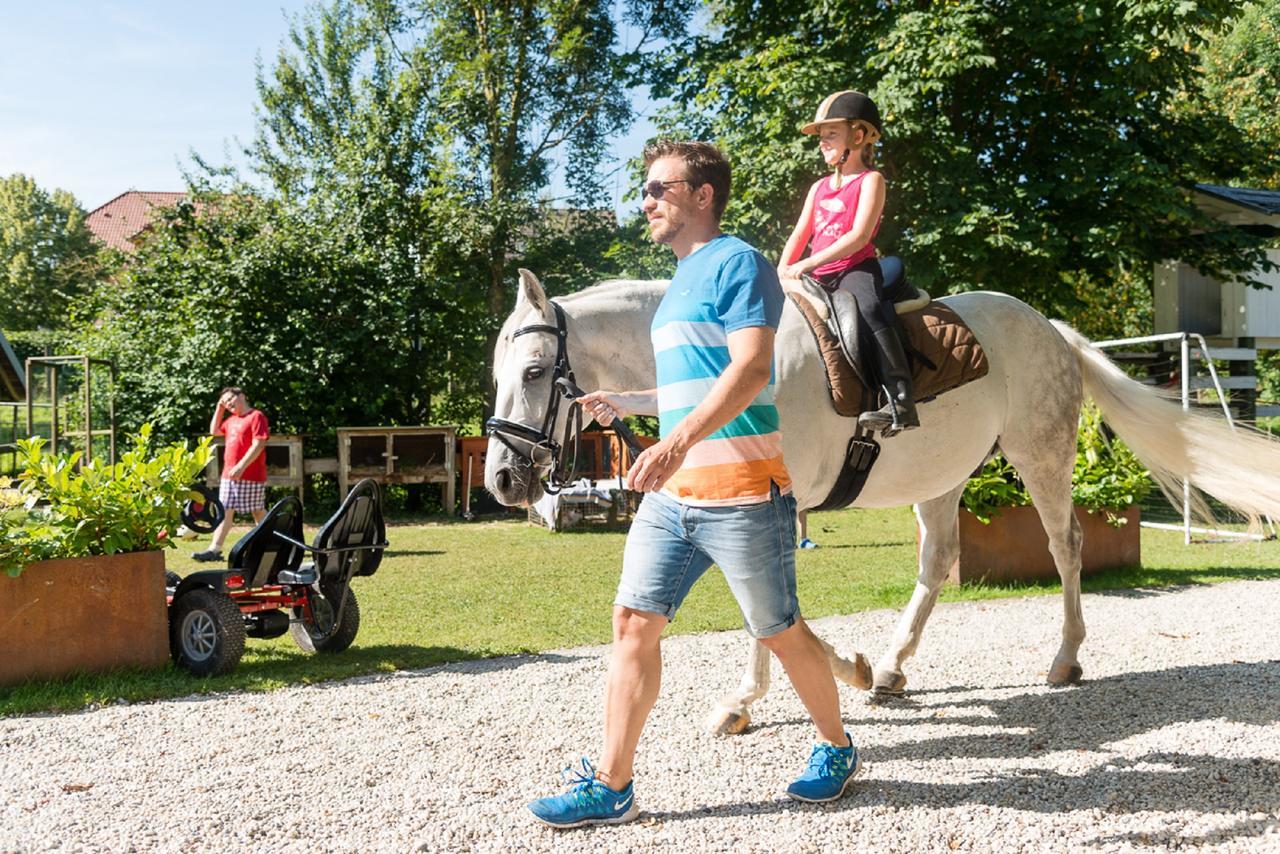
[219,479,266,514]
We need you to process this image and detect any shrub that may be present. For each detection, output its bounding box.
[0,425,211,576]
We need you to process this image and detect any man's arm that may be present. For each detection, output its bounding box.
[209,400,227,436]
[226,437,267,481]
[626,326,774,493]
[577,389,659,425]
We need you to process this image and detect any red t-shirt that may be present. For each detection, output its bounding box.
[808,170,881,278]
[218,409,270,482]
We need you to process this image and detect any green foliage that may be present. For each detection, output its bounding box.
[78,0,679,443]
[960,455,1033,523]
[0,174,101,333]
[647,0,1275,327]
[0,426,212,577]
[962,404,1152,526]
[1192,0,1280,186]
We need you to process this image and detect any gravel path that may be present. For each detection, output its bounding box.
[2,579,1278,853]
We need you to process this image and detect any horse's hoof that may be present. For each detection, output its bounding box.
[1047,663,1083,686]
[872,670,907,696]
[852,654,873,691]
[706,707,751,736]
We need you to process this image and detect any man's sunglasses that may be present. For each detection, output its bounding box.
[641,179,695,201]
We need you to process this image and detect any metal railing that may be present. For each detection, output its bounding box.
[1092,331,1263,545]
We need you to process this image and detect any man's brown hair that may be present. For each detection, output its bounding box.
[220,386,245,399]
[642,140,732,220]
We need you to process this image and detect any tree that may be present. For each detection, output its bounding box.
[82,193,468,447]
[1195,0,1280,187]
[85,0,682,442]
[647,0,1274,326]
[0,174,99,332]
[245,0,682,415]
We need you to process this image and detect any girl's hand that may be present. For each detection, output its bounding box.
[780,262,808,281]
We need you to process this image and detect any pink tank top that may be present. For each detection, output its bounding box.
[809,170,880,278]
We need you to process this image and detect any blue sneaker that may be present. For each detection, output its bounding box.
[786,734,861,802]
[797,538,819,550]
[528,758,638,829]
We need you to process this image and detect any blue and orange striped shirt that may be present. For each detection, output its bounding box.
[652,234,792,506]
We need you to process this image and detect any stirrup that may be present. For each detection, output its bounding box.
[858,390,918,437]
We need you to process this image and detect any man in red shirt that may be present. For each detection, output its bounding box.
[192,387,271,562]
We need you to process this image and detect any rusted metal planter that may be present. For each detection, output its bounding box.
[951,505,1140,584]
[0,550,170,687]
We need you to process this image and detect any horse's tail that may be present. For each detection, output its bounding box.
[1052,319,1279,525]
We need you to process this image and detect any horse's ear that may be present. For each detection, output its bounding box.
[516,268,549,317]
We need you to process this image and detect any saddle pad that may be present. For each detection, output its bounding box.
[789,295,989,418]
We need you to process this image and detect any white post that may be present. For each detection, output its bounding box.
[1180,334,1191,545]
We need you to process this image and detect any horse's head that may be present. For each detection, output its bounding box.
[486,269,572,506]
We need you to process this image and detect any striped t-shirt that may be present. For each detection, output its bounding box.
[652,234,792,506]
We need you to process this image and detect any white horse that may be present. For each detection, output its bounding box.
[486,269,1280,733]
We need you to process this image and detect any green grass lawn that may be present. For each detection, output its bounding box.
[4,506,1280,716]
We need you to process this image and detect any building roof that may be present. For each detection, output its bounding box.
[1194,183,1280,229]
[85,191,186,252]
[0,331,23,403]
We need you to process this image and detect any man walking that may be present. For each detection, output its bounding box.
[528,141,860,828]
[192,387,270,562]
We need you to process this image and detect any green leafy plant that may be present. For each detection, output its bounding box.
[0,426,211,577]
[962,404,1151,527]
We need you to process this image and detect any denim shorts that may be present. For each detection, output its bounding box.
[615,484,799,638]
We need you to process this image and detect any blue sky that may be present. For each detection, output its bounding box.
[0,2,657,215]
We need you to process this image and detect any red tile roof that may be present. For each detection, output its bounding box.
[85,191,186,252]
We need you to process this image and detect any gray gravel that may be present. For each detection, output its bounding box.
[2,579,1279,853]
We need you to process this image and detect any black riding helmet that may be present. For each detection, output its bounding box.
[800,90,883,138]
[801,91,882,168]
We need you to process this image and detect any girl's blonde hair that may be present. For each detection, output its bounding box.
[845,120,878,170]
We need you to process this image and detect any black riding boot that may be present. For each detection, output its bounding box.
[858,326,920,435]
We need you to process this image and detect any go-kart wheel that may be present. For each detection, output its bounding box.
[290,584,360,654]
[170,588,245,676]
[165,571,182,590]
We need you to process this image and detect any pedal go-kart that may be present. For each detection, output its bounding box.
[166,479,388,676]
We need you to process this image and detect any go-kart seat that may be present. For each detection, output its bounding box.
[228,496,308,588]
[227,480,387,590]
[312,479,387,582]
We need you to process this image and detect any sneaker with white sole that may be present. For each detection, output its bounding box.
[785,733,861,803]
[191,549,223,563]
[528,758,638,829]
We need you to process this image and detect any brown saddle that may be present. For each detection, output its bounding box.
[789,292,990,418]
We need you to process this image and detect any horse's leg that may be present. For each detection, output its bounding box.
[999,424,1086,685]
[873,482,967,695]
[814,632,873,690]
[706,637,771,735]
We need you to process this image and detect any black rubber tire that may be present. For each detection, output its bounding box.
[290,585,360,654]
[169,588,246,676]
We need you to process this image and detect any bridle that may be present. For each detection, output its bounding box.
[484,301,583,495]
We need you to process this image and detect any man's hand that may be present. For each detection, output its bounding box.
[625,438,687,493]
[577,391,635,427]
[224,464,244,482]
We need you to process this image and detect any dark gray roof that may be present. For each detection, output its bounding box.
[1195,183,1280,215]
[0,332,24,402]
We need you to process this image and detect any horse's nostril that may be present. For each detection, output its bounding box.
[496,469,512,492]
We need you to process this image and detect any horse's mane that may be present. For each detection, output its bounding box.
[557,278,669,306]
[494,277,669,371]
